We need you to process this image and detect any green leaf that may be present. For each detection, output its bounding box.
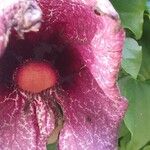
[118,121,131,150]
[146,0,150,14]
[119,77,150,150]
[121,38,142,79]
[143,145,150,150]
[139,16,150,80]
[119,133,131,150]
[47,143,57,150]
[119,121,130,138]
[112,0,146,39]
[138,43,150,80]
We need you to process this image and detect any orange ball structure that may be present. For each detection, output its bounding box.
[15,61,57,93]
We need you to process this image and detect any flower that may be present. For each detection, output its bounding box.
[0,0,127,149]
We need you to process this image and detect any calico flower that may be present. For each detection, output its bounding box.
[0,0,127,149]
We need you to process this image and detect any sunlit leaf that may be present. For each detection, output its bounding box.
[119,77,150,150]
[121,38,142,79]
[112,0,146,39]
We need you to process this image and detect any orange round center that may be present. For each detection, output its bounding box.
[15,61,57,93]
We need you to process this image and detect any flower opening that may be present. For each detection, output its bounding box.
[0,0,128,150]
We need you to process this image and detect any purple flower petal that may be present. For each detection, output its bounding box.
[0,0,127,149]
[69,0,119,19]
[0,88,55,149]
[0,0,42,57]
[58,69,127,150]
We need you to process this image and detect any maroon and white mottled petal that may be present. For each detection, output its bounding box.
[0,0,42,57]
[78,15,125,100]
[95,0,119,19]
[37,0,125,100]
[0,0,127,149]
[58,69,127,150]
[0,89,55,149]
[65,0,119,18]
[34,1,127,149]
[0,18,9,56]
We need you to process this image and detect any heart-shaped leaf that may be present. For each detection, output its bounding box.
[119,77,150,150]
[112,0,146,39]
[121,38,142,79]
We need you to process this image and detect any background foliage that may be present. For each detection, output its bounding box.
[112,0,150,149]
[47,0,150,149]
